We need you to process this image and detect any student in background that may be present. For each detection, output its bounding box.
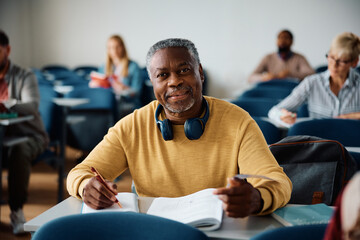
[268,32,360,125]
[67,38,291,218]
[0,30,48,235]
[90,34,143,118]
[248,29,314,83]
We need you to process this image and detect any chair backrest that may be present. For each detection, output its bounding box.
[231,98,279,117]
[65,86,116,111]
[139,67,156,106]
[42,64,70,73]
[315,65,328,73]
[255,79,299,90]
[250,224,328,240]
[42,65,88,86]
[32,68,53,86]
[296,104,309,117]
[32,212,209,240]
[73,65,98,81]
[239,87,292,100]
[64,87,117,151]
[253,117,282,144]
[287,119,360,147]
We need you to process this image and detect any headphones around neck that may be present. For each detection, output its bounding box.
[155,98,210,141]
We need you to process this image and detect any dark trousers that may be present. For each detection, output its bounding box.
[7,138,44,211]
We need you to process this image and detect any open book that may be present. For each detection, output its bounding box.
[81,188,223,231]
[272,203,334,226]
[89,71,111,88]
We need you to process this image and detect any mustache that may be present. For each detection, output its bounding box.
[165,86,193,99]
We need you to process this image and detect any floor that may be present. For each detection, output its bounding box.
[0,147,132,239]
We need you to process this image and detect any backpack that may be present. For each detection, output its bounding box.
[269,135,358,205]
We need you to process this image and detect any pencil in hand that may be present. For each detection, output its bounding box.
[90,167,122,208]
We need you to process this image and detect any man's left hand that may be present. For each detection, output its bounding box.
[213,177,263,218]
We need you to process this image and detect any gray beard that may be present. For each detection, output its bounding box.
[165,97,195,113]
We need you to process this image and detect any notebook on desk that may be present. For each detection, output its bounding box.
[272,203,334,226]
[81,188,223,231]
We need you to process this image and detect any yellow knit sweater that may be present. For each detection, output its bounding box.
[67,96,291,215]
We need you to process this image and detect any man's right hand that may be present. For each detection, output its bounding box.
[82,177,118,210]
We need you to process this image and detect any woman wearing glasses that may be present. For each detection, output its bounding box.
[268,32,360,125]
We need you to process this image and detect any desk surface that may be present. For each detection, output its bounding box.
[53,98,89,107]
[0,115,34,126]
[24,196,283,240]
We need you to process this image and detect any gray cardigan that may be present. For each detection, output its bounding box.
[4,61,48,148]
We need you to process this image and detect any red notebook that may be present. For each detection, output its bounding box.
[90,71,111,88]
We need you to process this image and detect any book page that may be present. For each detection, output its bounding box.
[147,188,223,231]
[82,192,139,213]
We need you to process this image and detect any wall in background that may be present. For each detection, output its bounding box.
[1,0,359,98]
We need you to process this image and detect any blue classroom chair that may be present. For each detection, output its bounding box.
[73,65,98,81]
[64,87,117,153]
[315,65,328,73]
[287,119,360,147]
[253,117,282,144]
[231,98,279,117]
[238,87,292,101]
[32,212,209,240]
[255,79,299,91]
[250,224,328,240]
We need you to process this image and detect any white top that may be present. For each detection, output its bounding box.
[268,69,360,123]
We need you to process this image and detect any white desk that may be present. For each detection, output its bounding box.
[24,196,283,240]
[346,147,360,153]
[53,85,74,95]
[0,115,34,125]
[53,98,89,107]
[0,116,34,147]
[260,117,313,130]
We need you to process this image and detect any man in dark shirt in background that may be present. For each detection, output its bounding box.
[0,30,48,235]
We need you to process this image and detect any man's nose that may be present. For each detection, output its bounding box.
[168,73,183,87]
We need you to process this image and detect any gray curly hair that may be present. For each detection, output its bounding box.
[146,38,201,76]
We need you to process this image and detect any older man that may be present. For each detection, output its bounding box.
[248,29,314,83]
[67,38,291,218]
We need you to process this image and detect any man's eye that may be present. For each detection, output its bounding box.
[157,73,167,78]
[180,68,190,73]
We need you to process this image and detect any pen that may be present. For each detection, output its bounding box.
[90,167,122,208]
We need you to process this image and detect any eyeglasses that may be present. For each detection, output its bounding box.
[325,54,352,66]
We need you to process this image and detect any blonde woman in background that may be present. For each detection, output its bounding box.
[91,35,143,118]
[268,32,360,125]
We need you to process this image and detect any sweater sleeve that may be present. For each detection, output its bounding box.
[237,118,292,215]
[10,71,40,115]
[66,120,130,199]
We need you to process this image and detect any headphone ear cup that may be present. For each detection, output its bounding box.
[158,119,174,141]
[184,118,204,140]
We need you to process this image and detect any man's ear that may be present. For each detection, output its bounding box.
[198,64,205,84]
